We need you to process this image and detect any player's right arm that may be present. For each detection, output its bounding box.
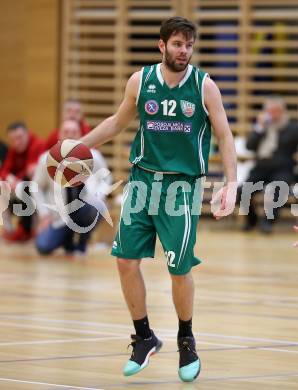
[81,71,140,148]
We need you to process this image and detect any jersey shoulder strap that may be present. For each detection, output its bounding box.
[136,65,156,105]
[194,66,210,116]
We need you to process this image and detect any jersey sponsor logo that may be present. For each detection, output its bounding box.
[145,100,159,115]
[147,84,156,93]
[112,241,118,249]
[146,120,192,133]
[180,100,196,118]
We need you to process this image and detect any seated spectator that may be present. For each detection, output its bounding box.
[33,119,111,256]
[45,99,90,149]
[241,97,298,233]
[0,121,45,241]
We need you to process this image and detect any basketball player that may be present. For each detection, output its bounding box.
[81,17,237,382]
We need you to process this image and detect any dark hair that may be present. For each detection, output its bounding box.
[6,121,27,132]
[160,17,197,44]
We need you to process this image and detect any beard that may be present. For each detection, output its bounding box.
[164,48,190,72]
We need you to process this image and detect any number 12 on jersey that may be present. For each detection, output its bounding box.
[161,100,177,117]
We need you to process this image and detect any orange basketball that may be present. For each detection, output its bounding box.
[46,139,93,187]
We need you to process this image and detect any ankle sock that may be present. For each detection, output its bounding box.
[133,316,151,339]
[178,318,193,338]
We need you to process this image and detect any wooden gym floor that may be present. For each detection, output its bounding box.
[0,223,297,389]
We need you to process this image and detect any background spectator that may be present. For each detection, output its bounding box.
[0,121,45,241]
[241,97,298,233]
[33,119,111,256]
[45,100,91,150]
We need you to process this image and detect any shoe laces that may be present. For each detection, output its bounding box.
[178,340,196,355]
[127,334,141,356]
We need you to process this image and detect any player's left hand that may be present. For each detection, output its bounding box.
[210,182,237,220]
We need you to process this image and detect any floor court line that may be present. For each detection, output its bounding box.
[203,372,298,383]
[1,291,117,306]
[200,331,298,346]
[3,295,298,321]
[200,307,298,321]
[0,317,298,347]
[46,372,298,389]
[0,315,134,329]
[3,279,298,306]
[1,343,298,364]
[0,336,248,349]
[0,377,103,389]
[259,347,298,354]
[0,321,129,337]
[4,285,298,306]
[101,373,298,388]
[0,323,298,353]
[0,336,126,347]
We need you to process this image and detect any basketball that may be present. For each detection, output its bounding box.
[46,139,93,187]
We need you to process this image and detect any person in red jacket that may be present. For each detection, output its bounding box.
[45,99,90,150]
[0,121,45,241]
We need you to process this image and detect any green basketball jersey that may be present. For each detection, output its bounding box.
[129,63,212,176]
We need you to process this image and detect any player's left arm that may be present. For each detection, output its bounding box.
[204,77,237,219]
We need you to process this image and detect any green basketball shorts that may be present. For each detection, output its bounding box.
[111,165,203,275]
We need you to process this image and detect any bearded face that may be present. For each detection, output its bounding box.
[160,32,194,72]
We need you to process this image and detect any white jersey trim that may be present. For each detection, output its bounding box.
[156,63,193,88]
[132,125,144,164]
[195,69,199,89]
[156,63,164,86]
[177,188,191,269]
[202,73,210,116]
[198,121,207,174]
[179,64,193,88]
[136,68,144,106]
[144,65,154,85]
[118,183,131,252]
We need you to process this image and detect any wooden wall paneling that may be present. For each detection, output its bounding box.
[0,0,59,140]
[245,0,298,127]
[60,0,72,123]
[61,0,119,180]
[238,0,250,134]
[0,1,25,137]
[195,0,242,132]
[113,0,129,183]
[171,0,194,19]
[24,0,60,137]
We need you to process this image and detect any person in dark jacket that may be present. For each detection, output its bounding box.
[242,97,298,233]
